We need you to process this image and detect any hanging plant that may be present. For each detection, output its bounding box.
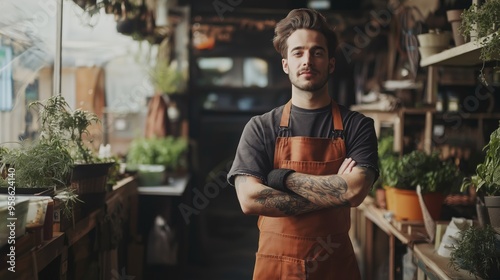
[460,0,500,83]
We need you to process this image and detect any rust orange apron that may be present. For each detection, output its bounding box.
[253,100,361,280]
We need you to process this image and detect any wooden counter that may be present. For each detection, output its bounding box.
[0,177,138,280]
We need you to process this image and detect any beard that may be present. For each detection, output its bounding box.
[288,66,330,92]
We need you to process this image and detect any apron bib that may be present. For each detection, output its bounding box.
[253,100,360,280]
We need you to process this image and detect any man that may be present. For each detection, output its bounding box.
[227,8,378,280]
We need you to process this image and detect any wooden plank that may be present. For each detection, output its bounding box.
[413,243,479,280]
[65,210,102,246]
[35,232,65,272]
[392,220,425,233]
[420,38,483,67]
[365,215,374,280]
[420,33,498,67]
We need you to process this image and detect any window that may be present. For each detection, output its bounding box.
[196,57,268,88]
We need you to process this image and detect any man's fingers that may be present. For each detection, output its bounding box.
[346,159,356,172]
[338,158,352,174]
[338,158,357,174]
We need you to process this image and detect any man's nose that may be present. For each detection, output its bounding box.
[302,51,312,66]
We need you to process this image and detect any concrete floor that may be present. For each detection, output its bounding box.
[184,184,259,280]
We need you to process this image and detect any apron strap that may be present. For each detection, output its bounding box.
[279,99,344,138]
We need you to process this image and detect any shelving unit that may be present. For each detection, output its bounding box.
[357,108,435,154]
[418,34,500,154]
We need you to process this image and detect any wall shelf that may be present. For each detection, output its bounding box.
[420,40,482,67]
[420,34,497,67]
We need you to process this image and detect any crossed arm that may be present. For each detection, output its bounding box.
[234,158,376,217]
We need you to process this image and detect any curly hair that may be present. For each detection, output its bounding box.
[273,8,338,58]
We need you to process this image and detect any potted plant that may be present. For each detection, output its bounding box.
[460,0,500,83]
[385,150,463,221]
[29,95,115,194]
[462,121,500,232]
[126,136,188,186]
[150,60,187,96]
[450,225,500,279]
[0,139,73,192]
[373,135,398,209]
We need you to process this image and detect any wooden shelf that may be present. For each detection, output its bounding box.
[413,243,478,280]
[420,40,482,67]
[420,34,497,67]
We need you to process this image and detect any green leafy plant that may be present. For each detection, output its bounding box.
[29,95,101,164]
[460,0,500,83]
[126,136,188,172]
[0,139,74,188]
[150,60,187,95]
[390,150,462,194]
[450,225,500,279]
[460,0,500,62]
[374,135,399,189]
[462,121,500,195]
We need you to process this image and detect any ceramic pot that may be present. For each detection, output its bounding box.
[447,10,466,46]
[484,196,500,233]
[392,189,445,221]
[417,31,452,47]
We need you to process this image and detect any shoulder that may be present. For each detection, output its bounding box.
[245,104,285,132]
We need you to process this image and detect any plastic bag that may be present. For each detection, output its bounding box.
[146,215,178,265]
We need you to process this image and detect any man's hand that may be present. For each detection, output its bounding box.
[338,158,356,174]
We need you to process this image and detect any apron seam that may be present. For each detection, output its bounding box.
[259,230,349,240]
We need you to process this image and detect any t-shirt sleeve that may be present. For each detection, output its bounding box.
[227,116,273,186]
[345,114,379,179]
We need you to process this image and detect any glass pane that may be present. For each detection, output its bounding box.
[196,57,269,88]
[196,57,236,87]
[243,58,268,87]
[0,45,14,111]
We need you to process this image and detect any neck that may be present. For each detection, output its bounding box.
[291,87,331,109]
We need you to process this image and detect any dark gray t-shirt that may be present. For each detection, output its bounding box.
[227,102,379,185]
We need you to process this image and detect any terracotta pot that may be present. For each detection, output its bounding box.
[376,188,387,209]
[392,189,445,221]
[447,9,466,46]
[384,186,396,212]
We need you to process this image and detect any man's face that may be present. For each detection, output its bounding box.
[282,29,335,92]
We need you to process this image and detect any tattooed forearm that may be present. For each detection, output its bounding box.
[255,188,321,215]
[287,173,351,207]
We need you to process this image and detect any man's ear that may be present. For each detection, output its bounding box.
[282,58,289,74]
[329,57,335,74]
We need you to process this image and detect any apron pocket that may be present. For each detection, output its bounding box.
[254,253,306,280]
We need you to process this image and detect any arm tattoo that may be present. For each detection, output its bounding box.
[235,175,320,215]
[255,189,321,215]
[287,173,351,207]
